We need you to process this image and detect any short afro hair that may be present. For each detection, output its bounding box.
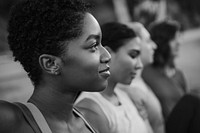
[101,22,137,52]
[7,0,91,86]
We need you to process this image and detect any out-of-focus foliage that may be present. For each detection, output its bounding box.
[126,0,200,30]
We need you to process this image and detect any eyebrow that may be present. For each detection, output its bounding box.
[86,34,101,41]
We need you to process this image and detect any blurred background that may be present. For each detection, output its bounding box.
[1,0,200,102]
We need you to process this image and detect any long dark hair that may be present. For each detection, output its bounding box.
[148,20,180,68]
[101,22,137,52]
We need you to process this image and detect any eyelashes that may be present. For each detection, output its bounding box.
[89,42,100,52]
[129,51,140,59]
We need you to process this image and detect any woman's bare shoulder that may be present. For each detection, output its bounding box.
[0,100,25,133]
[76,98,111,133]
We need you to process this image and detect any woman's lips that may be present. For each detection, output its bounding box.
[130,72,137,79]
[99,67,110,79]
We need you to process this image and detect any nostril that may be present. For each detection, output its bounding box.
[106,57,111,63]
[101,57,111,63]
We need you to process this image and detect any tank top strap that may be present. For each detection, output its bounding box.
[25,102,53,133]
[14,102,42,133]
[15,102,96,133]
[73,107,97,133]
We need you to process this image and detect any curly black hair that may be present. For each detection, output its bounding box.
[101,22,137,52]
[148,20,180,67]
[7,0,91,86]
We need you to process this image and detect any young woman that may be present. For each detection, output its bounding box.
[142,20,188,121]
[76,22,153,133]
[0,0,111,133]
[118,22,165,133]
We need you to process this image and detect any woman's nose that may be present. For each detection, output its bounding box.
[135,57,143,70]
[152,40,157,50]
[100,46,111,64]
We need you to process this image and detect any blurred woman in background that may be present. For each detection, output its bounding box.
[118,22,165,133]
[142,20,188,121]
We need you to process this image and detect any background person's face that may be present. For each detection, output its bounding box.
[109,37,143,85]
[60,13,111,92]
[169,31,180,58]
[139,28,157,66]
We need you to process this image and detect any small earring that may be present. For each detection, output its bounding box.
[54,71,59,75]
[51,69,60,75]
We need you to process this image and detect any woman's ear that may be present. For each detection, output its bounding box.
[39,54,61,75]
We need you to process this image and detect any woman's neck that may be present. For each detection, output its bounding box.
[29,85,78,122]
[100,79,121,106]
[101,78,116,97]
[164,65,176,78]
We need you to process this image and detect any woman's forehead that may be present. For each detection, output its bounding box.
[139,28,150,40]
[81,13,101,38]
[120,37,141,51]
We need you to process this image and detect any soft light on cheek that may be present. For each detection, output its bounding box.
[81,60,100,77]
[121,59,133,71]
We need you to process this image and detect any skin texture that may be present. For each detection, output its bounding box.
[0,13,111,133]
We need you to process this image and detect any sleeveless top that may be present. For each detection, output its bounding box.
[118,75,165,133]
[14,102,96,133]
[76,88,150,133]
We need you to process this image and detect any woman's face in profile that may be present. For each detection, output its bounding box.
[139,28,157,65]
[169,31,180,58]
[109,37,142,85]
[60,13,111,92]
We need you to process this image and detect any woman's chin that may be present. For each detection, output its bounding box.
[88,81,108,92]
[120,79,132,85]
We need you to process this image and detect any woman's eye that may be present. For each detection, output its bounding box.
[130,54,137,59]
[90,42,99,51]
[129,51,140,59]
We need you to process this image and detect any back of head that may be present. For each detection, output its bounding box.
[7,0,90,86]
[101,22,137,52]
[148,20,180,67]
